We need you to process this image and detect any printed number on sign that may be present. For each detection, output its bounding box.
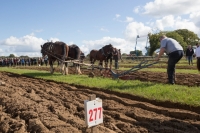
[89,107,102,122]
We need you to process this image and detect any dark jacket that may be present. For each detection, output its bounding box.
[186,48,194,56]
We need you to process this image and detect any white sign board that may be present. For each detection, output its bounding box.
[84,98,103,127]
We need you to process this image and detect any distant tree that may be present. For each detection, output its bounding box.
[130,50,143,56]
[20,55,29,58]
[148,33,160,56]
[148,29,195,56]
[175,29,199,45]
[166,31,187,50]
[122,53,127,56]
[9,54,15,58]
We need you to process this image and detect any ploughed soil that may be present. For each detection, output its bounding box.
[0,66,200,132]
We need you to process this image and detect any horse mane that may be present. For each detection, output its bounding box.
[68,44,81,60]
[54,41,67,59]
[103,43,112,48]
[69,44,78,48]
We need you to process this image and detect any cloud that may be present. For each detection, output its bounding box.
[124,21,151,41]
[125,17,134,23]
[133,6,140,14]
[100,27,109,32]
[189,11,200,27]
[0,35,60,57]
[151,15,200,35]
[82,37,129,55]
[115,14,121,18]
[155,15,175,30]
[142,0,200,17]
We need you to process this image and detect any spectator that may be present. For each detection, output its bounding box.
[196,43,199,48]
[21,58,25,66]
[185,45,194,65]
[113,48,121,69]
[44,55,48,66]
[194,43,200,71]
[156,35,183,85]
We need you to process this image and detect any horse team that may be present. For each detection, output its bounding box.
[40,41,121,75]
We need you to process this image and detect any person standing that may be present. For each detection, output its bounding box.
[185,45,194,65]
[196,43,199,48]
[44,55,48,66]
[156,35,183,84]
[113,48,122,69]
[193,43,200,71]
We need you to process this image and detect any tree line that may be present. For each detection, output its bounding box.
[148,29,200,56]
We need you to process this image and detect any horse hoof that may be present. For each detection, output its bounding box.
[88,72,94,78]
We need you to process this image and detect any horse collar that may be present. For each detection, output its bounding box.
[101,48,107,57]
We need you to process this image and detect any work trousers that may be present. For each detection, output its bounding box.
[167,50,183,84]
[187,56,193,65]
[115,60,119,69]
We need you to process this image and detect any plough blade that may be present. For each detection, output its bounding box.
[110,60,159,79]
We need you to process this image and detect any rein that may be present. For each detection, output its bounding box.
[43,46,80,62]
[42,43,64,62]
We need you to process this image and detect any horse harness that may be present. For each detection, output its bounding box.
[42,43,81,62]
[42,43,65,62]
[100,47,112,59]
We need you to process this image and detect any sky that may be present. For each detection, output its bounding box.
[0,0,200,57]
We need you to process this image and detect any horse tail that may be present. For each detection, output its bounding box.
[197,58,200,71]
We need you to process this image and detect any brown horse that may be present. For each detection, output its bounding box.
[89,44,115,69]
[41,41,69,75]
[66,44,83,74]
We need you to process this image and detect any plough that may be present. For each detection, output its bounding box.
[60,58,159,80]
[110,60,159,79]
[85,60,159,79]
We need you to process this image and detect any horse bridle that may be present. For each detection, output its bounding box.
[101,46,113,58]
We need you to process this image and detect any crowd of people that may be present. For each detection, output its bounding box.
[0,56,48,67]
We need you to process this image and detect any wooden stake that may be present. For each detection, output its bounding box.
[89,94,99,133]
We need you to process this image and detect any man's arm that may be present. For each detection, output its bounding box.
[156,47,165,61]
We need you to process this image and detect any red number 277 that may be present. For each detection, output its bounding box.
[89,107,102,122]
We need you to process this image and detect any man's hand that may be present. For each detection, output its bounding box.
[155,57,160,61]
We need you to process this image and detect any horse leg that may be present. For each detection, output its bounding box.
[65,62,68,75]
[50,65,54,74]
[105,60,108,68]
[58,62,64,74]
[75,63,78,74]
[109,58,112,69]
[49,61,54,74]
[104,60,110,77]
[92,59,96,71]
[99,60,103,76]
[60,61,66,75]
[75,64,82,75]
[78,64,82,75]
